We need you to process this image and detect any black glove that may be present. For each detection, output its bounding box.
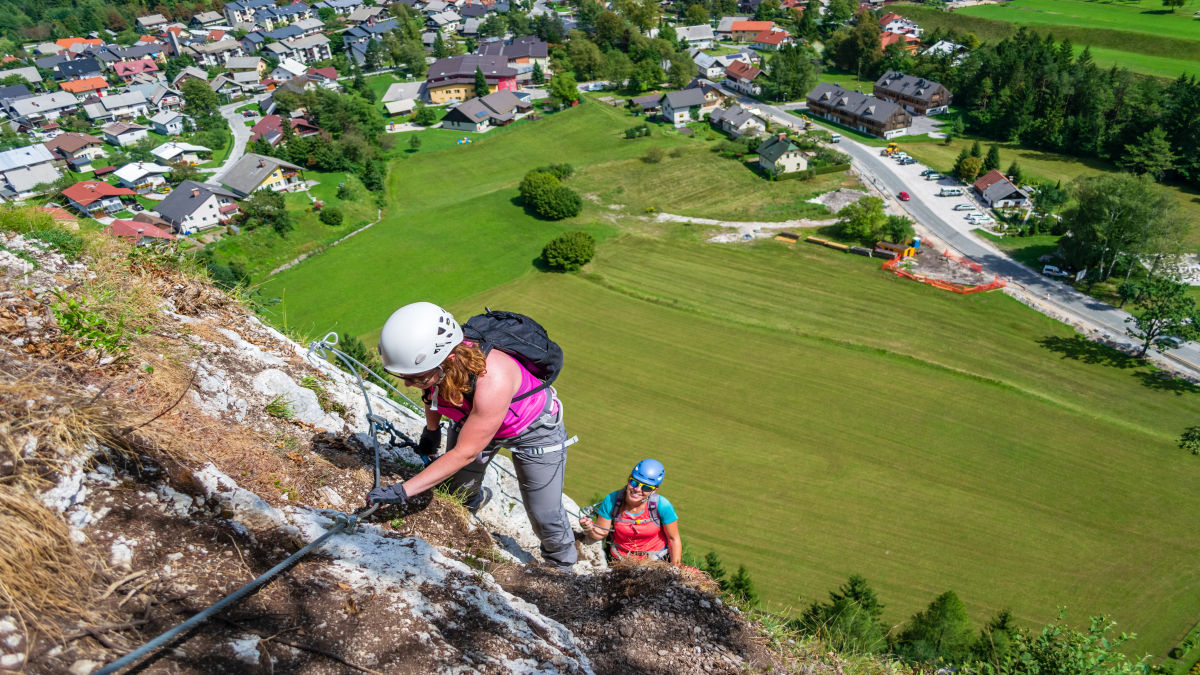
[417,426,441,457]
[368,483,408,506]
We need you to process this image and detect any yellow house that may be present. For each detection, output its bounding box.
[424,54,519,105]
[220,153,304,197]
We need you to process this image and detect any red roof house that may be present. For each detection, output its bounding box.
[104,219,177,241]
[752,29,792,50]
[881,32,921,53]
[114,59,160,81]
[60,76,110,95]
[730,20,774,41]
[63,180,135,215]
[249,114,321,146]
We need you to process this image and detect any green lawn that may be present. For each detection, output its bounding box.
[816,67,877,95]
[454,235,1200,661]
[206,171,379,281]
[955,0,1200,42]
[250,101,1200,660]
[975,229,1062,269]
[893,3,1200,80]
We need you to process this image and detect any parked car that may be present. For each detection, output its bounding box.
[921,169,937,176]
[829,133,842,143]
[898,191,911,201]
[939,187,964,197]
[924,171,941,179]
[900,157,917,165]
[131,203,144,212]
[966,212,991,221]
[953,203,976,211]
[242,110,256,118]
[1156,335,1185,349]
[1042,265,1070,278]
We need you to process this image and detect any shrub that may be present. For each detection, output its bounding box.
[336,183,354,200]
[519,171,560,206]
[318,206,344,226]
[541,230,595,271]
[642,146,665,163]
[536,163,574,180]
[541,186,582,219]
[624,123,650,139]
[670,147,685,158]
[520,170,581,220]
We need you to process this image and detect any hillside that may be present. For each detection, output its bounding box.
[0,212,891,674]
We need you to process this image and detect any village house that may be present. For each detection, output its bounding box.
[752,29,792,51]
[63,180,135,216]
[5,66,43,88]
[729,21,774,43]
[220,153,304,197]
[973,169,1031,209]
[149,110,190,136]
[675,24,715,49]
[756,133,808,175]
[53,58,103,81]
[806,83,912,139]
[113,162,172,193]
[345,5,384,24]
[226,56,266,77]
[291,17,326,36]
[267,34,333,64]
[102,122,151,147]
[190,11,225,28]
[8,92,80,127]
[314,0,363,16]
[709,104,767,138]
[43,133,105,166]
[104,218,177,244]
[715,15,750,40]
[305,66,339,89]
[172,67,209,88]
[136,14,169,32]
[151,142,212,165]
[83,92,150,123]
[687,79,728,112]
[724,60,763,96]
[440,90,530,132]
[188,40,245,68]
[425,54,518,104]
[254,3,313,31]
[660,88,706,126]
[880,32,921,54]
[223,0,277,26]
[0,145,60,198]
[382,81,422,116]
[878,12,921,37]
[270,58,310,82]
[692,52,725,80]
[478,37,550,84]
[113,58,162,83]
[157,181,242,233]
[249,114,321,146]
[873,71,951,115]
[59,76,110,97]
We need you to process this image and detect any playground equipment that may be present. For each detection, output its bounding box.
[457,137,472,145]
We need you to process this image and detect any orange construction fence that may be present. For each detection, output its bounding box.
[881,255,1006,295]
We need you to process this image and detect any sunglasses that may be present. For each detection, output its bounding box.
[401,368,440,387]
[627,477,658,492]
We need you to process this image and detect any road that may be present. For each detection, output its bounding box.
[209,94,269,185]
[727,89,1200,377]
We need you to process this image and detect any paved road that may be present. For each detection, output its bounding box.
[210,94,269,185]
[724,88,1200,377]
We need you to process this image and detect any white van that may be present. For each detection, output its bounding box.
[939,187,964,197]
[830,133,842,143]
[952,203,976,211]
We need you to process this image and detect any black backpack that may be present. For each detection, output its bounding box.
[462,309,563,403]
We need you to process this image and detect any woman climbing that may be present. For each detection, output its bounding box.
[578,459,682,565]
[366,302,579,571]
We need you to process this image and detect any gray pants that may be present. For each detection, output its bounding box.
[443,393,578,567]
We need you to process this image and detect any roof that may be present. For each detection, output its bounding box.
[382,81,422,102]
[263,25,305,41]
[725,60,761,81]
[980,176,1029,204]
[55,37,102,50]
[105,218,176,240]
[0,84,32,102]
[113,161,171,183]
[137,14,169,26]
[662,88,706,110]
[711,104,763,129]
[880,32,921,49]
[10,92,79,117]
[273,58,308,77]
[347,5,383,21]
[730,20,773,32]
[753,29,790,45]
[63,180,135,206]
[874,71,948,103]
[221,153,302,195]
[282,34,331,49]
[307,66,338,80]
[807,83,908,126]
[173,67,209,84]
[426,54,515,83]
[37,206,77,221]
[675,25,715,41]
[92,91,149,112]
[102,121,149,136]
[193,11,224,23]
[55,58,101,78]
[0,144,55,171]
[878,12,902,25]
[973,169,1008,192]
[716,15,750,32]
[191,39,242,54]
[5,66,43,84]
[43,133,103,156]
[226,56,263,70]
[757,134,801,163]
[151,141,212,161]
[149,110,184,125]
[630,93,663,109]
[59,76,109,94]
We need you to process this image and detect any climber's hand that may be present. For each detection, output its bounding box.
[368,483,408,506]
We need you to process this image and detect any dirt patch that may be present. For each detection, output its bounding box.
[491,562,783,674]
[807,188,869,214]
[895,249,998,287]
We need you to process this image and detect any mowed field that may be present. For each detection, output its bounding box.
[893,2,1200,80]
[256,102,1200,657]
[460,235,1200,659]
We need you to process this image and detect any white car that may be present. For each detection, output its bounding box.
[1042,265,1070,278]
[953,203,976,211]
[965,212,991,222]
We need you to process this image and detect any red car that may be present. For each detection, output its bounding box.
[898,191,911,201]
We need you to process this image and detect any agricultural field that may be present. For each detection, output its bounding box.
[893,2,1200,80]
[256,101,1200,660]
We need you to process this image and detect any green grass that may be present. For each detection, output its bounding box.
[206,171,378,281]
[251,101,1200,658]
[955,0,1200,42]
[975,229,1062,270]
[893,3,1200,80]
[816,67,876,95]
[453,235,1200,660]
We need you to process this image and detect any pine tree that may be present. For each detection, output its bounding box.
[1006,160,1022,184]
[801,574,888,655]
[701,551,726,584]
[952,147,969,178]
[725,565,758,606]
[983,144,1001,172]
[893,590,976,665]
[531,61,544,85]
[474,66,489,99]
[969,140,982,158]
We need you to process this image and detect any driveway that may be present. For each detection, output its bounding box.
[714,85,1200,376]
[209,94,269,185]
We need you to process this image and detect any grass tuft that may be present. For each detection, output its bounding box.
[265,395,295,420]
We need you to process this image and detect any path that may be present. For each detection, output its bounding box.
[712,83,1200,378]
[653,212,838,240]
[267,207,384,277]
[207,94,269,185]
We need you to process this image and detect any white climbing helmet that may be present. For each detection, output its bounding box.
[378,302,463,375]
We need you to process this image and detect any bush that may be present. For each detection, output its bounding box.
[624,123,651,139]
[541,230,595,271]
[541,186,582,219]
[670,147,685,158]
[319,206,344,226]
[536,163,574,180]
[336,183,354,200]
[519,170,582,220]
[642,147,665,163]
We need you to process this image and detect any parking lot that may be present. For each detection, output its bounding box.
[882,153,994,240]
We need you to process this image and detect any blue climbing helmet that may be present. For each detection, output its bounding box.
[630,458,666,487]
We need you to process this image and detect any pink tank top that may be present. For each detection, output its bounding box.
[436,350,552,439]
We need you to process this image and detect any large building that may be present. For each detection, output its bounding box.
[425,55,517,104]
[806,83,912,139]
[873,71,951,115]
